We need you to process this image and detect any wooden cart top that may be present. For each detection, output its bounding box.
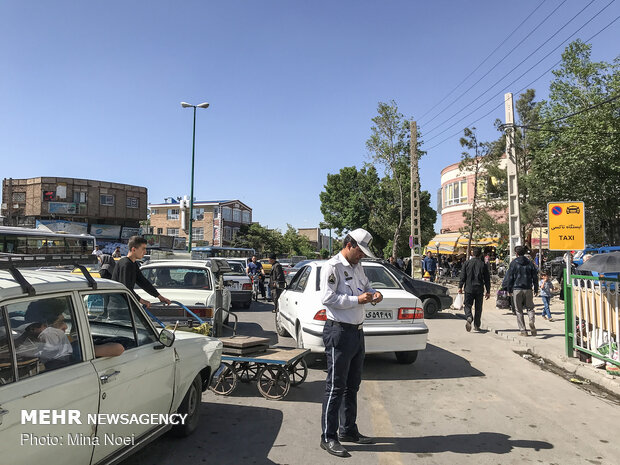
[221,347,310,365]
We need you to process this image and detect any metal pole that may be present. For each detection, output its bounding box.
[410,121,422,278]
[329,228,332,255]
[564,253,574,357]
[504,93,522,263]
[188,106,197,253]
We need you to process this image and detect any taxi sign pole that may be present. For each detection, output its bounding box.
[547,201,585,357]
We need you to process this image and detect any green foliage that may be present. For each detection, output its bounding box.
[282,224,315,258]
[320,100,436,259]
[231,222,284,255]
[525,40,620,243]
[319,248,330,259]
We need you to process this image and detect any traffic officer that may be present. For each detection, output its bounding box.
[319,228,383,458]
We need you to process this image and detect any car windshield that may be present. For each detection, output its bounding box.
[362,265,402,289]
[141,267,211,290]
[293,260,312,269]
[227,262,246,275]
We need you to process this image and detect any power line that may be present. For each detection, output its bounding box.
[424,13,620,151]
[520,94,620,128]
[424,0,602,137]
[420,0,572,128]
[417,0,549,122]
[424,5,618,146]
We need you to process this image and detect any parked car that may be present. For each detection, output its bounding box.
[573,246,620,266]
[137,260,232,324]
[275,260,428,364]
[259,258,273,275]
[284,259,315,284]
[377,260,453,318]
[0,257,222,465]
[223,260,252,308]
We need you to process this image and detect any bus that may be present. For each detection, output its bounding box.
[0,226,96,256]
[191,246,256,259]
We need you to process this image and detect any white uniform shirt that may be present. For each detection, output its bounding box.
[320,252,376,325]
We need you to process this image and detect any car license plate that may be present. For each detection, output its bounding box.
[365,310,393,320]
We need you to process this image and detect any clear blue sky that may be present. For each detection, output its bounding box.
[1,1,618,234]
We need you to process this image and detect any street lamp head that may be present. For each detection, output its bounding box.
[180,102,193,108]
[196,102,210,109]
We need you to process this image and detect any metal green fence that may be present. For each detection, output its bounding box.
[564,271,619,367]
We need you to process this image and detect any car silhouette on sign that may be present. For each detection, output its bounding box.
[566,206,580,214]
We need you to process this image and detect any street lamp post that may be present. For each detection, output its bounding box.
[181,101,209,253]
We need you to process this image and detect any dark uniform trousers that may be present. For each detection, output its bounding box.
[321,319,365,441]
[272,288,283,312]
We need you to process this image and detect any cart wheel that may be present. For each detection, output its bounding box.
[287,357,308,386]
[256,366,290,400]
[209,362,238,396]
[236,361,259,383]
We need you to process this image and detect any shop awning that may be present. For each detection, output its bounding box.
[425,233,500,255]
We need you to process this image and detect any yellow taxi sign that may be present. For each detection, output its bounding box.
[547,201,585,251]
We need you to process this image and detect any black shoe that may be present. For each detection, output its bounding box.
[320,439,350,457]
[466,317,472,332]
[338,433,375,444]
[529,321,537,336]
[474,325,481,332]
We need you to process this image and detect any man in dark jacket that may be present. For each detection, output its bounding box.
[112,236,171,308]
[505,245,539,336]
[269,253,286,313]
[422,251,438,282]
[458,247,490,332]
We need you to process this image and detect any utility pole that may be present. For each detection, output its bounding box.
[410,121,422,278]
[504,93,522,262]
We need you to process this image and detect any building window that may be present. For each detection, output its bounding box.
[232,209,241,222]
[444,180,468,206]
[242,211,251,224]
[73,191,87,204]
[192,208,204,221]
[223,226,233,241]
[222,207,232,221]
[213,207,219,219]
[127,197,139,209]
[192,227,204,241]
[167,209,179,220]
[43,191,54,201]
[157,228,163,234]
[150,208,158,215]
[12,192,26,203]
[100,194,115,206]
[167,228,179,236]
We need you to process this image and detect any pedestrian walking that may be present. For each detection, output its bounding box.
[319,228,383,458]
[269,253,286,313]
[422,251,438,282]
[112,246,122,258]
[506,245,539,336]
[92,245,103,257]
[458,247,490,332]
[98,254,116,279]
[539,273,555,321]
[112,236,171,308]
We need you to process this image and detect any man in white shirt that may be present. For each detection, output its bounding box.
[319,228,383,458]
[92,245,103,257]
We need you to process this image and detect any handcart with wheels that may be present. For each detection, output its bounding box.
[209,341,310,400]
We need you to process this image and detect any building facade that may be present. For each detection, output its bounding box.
[148,198,252,247]
[1,177,147,239]
[297,227,331,252]
[438,158,508,233]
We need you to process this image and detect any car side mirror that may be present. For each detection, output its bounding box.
[158,329,175,347]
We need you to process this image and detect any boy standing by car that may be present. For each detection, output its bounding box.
[112,236,171,309]
[269,253,286,313]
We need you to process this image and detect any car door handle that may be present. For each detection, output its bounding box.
[100,370,121,384]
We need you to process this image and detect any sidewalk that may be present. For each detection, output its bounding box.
[445,288,620,397]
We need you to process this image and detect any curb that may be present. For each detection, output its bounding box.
[446,307,620,398]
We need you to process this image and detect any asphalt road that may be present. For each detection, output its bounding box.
[122,300,620,465]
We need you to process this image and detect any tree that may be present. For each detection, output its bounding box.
[527,40,620,243]
[231,223,284,255]
[282,225,315,258]
[458,127,501,257]
[366,101,415,259]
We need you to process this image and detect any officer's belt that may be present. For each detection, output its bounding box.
[326,319,363,330]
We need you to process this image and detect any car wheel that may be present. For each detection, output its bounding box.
[296,324,304,349]
[395,350,418,365]
[170,374,202,437]
[423,298,439,319]
[275,312,290,337]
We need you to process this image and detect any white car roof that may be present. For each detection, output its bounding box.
[141,260,211,269]
[0,270,127,301]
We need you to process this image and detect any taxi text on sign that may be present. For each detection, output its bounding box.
[547,201,585,251]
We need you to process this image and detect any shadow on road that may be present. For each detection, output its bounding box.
[120,402,283,465]
[362,344,485,380]
[347,432,553,455]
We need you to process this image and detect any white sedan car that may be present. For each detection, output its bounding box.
[137,260,232,324]
[275,260,428,364]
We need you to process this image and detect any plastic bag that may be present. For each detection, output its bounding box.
[453,293,464,310]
